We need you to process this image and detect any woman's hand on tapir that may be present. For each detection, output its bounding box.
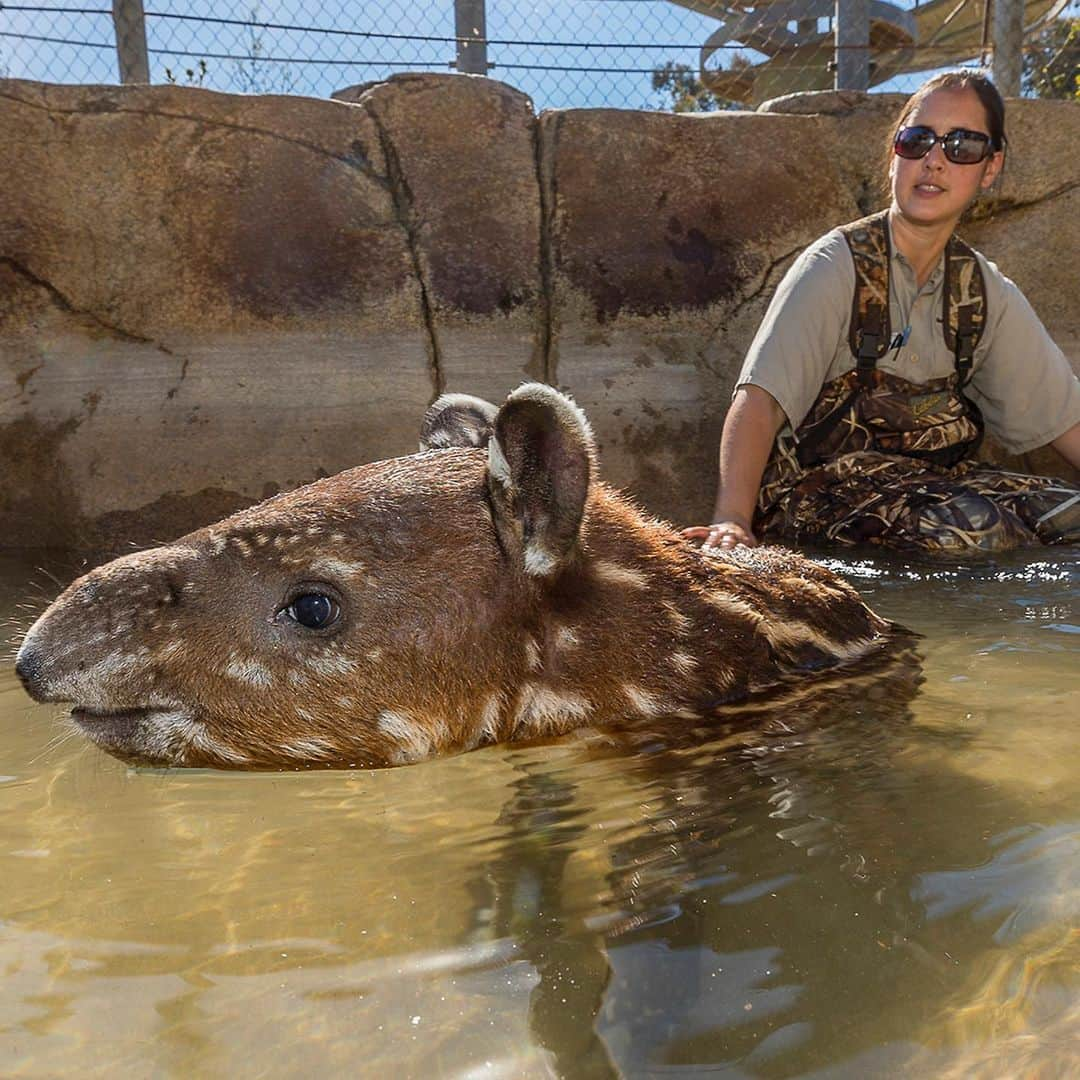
[681,518,758,550]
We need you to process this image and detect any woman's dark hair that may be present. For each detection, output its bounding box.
[881,70,1007,196]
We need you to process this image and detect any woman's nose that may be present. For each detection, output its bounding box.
[923,142,948,168]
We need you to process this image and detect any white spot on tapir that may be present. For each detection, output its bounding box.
[554,625,580,651]
[593,561,649,589]
[524,637,542,672]
[307,556,367,580]
[136,709,232,764]
[669,651,698,676]
[662,602,692,635]
[762,619,876,662]
[711,665,738,690]
[224,658,273,688]
[513,684,593,736]
[477,692,503,745]
[705,593,763,625]
[187,718,251,764]
[622,684,667,718]
[278,737,337,760]
[377,709,433,764]
[524,545,559,577]
[304,653,359,676]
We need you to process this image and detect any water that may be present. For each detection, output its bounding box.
[1,547,1077,1078]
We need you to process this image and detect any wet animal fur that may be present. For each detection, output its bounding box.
[16,383,910,769]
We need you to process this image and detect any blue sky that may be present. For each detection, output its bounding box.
[0,0,1010,110]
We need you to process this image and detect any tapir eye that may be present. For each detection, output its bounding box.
[284,593,340,630]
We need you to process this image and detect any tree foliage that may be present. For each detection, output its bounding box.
[651,60,748,112]
[1021,17,1079,100]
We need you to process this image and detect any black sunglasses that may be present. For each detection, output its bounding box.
[894,125,995,165]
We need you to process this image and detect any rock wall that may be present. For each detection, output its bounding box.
[1,75,1077,551]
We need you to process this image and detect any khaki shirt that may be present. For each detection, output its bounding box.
[737,220,1080,455]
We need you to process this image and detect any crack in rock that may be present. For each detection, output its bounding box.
[534,112,560,386]
[698,242,805,370]
[164,356,192,402]
[974,178,1080,221]
[361,103,444,401]
[0,255,173,353]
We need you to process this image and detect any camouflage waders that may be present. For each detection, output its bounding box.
[755,212,1080,554]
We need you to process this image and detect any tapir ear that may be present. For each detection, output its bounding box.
[486,383,595,579]
[419,393,499,451]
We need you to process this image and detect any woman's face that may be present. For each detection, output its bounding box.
[890,86,1004,228]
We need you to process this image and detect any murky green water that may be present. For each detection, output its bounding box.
[1,547,1077,1078]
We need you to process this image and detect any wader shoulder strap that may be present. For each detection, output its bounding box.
[943,234,987,388]
[841,211,892,388]
[843,213,987,388]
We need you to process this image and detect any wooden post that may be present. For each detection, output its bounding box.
[834,0,870,90]
[991,0,1023,96]
[454,0,488,75]
[112,0,150,84]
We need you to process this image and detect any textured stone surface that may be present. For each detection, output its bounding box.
[0,79,434,549]
[339,74,545,402]
[1,78,1076,550]
[543,106,863,519]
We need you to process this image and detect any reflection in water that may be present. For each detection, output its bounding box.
[468,767,619,1078]
[0,549,1077,1076]
[912,827,1080,1079]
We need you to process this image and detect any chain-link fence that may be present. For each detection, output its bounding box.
[1,0,1077,110]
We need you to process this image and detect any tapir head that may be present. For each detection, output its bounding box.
[16,384,605,768]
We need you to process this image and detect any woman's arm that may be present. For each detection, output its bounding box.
[681,229,851,550]
[1050,420,1080,471]
[681,385,786,549]
[966,272,1080,462]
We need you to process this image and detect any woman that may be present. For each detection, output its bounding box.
[683,71,1080,554]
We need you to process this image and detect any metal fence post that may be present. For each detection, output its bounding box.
[112,0,150,83]
[454,0,488,75]
[834,0,870,91]
[991,0,1023,96]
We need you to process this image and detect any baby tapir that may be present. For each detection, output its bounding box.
[16,383,908,770]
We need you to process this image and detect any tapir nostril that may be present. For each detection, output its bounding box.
[14,643,41,694]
